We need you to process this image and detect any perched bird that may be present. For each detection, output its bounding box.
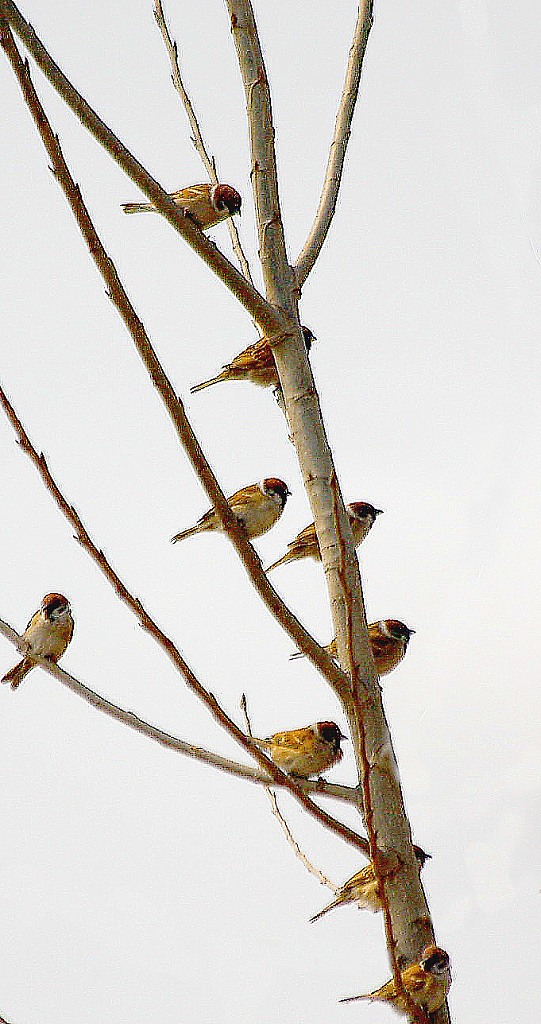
[121,183,241,229]
[310,845,430,923]
[290,619,415,675]
[190,326,316,394]
[340,945,451,1015]
[266,502,382,573]
[171,478,291,544]
[2,593,74,690]
[251,721,347,778]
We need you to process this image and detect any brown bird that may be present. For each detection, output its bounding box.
[310,845,430,923]
[2,593,74,690]
[340,945,451,1015]
[266,502,382,573]
[121,183,241,229]
[291,619,415,675]
[251,721,347,778]
[190,326,316,393]
[171,478,291,544]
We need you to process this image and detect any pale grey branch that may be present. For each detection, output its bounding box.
[295,0,374,287]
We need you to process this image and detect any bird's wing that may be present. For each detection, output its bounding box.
[229,339,274,373]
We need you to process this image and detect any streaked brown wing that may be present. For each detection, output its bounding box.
[288,521,319,555]
[169,184,207,203]
[403,965,428,995]
[229,339,273,373]
[369,633,393,659]
[270,727,311,751]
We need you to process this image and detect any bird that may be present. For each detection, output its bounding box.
[310,845,430,923]
[2,593,74,690]
[266,502,382,573]
[290,619,415,675]
[121,183,242,229]
[190,326,316,393]
[171,478,291,544]
[251,721,347,778]
[340,945,451,1015]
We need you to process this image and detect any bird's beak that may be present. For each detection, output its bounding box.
[339,731,349,741]
[408,628,416,635]
[374,508,384,516]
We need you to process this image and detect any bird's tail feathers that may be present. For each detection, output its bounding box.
[339,994,370,1004]
[265,551,293,573]
[121,202,155,214]
[190,373,227,394]
[171,524,202,544]
[2,657,33,689]
[309,898,341,924]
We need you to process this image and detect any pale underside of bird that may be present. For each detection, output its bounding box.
[290,619,415,676]
[266,501,382,573]
[2,593,74,689]
[251,721,347,779]
[340,945,451,1015]
[121,183,242,230]
[310,845,429,922]
[190,326,316,393]
[171,478,290,544]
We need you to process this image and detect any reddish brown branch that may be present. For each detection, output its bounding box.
[0,11,352,704]
[0,0,277,333]
[0,383,369,857]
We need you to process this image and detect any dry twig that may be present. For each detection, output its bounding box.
[241,694,337,891]
[294,1,374,287]
[0,382,369,857]
[0,8,353,703]
[153,0,253,284]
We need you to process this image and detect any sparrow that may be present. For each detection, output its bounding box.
[290,619,415,675]
[121,183,242,229]
[340,945,451,1015]
[310,845,430,922]
[251,721,347,778]
[266,502,382,573]
[2,593,74,690]
[171,478,291,544]
[190,326,316,393]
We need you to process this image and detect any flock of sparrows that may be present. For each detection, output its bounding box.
[2,182,451,1015]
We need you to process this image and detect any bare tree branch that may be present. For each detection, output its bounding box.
[0,0,278,333]
[153,0,254,285]
[0,380,369,858]
[225,7,449,1021]
[0,11,353,704]
[0,616,356,806]
[294,1,374,287]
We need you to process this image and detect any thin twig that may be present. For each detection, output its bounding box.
[0,616,356,805]
[0,11,353,704]
[1,0,277,333]
[0,383,368,858]
[241,695,337,891]
[153,0,253,284]
[294,0,374,287]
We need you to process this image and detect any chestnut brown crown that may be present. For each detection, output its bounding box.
[261,478,291,507]
[420,946,450,976]
[348,501,383,522]
[316,721,348,752]
[41,593,70,619]
[213,184,242,216]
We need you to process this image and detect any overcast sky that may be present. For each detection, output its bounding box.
[1,1,540,1022]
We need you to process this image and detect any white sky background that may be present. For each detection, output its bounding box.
[1,0,540,1021]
